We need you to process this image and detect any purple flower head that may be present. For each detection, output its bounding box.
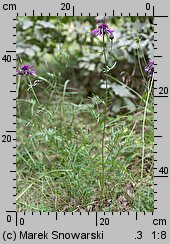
[91,20,114,39]
[16,64,36,76]
[145,59,154,77]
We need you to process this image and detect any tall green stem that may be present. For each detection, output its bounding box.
[138,75,154,210]
[101,35,108,200]
[137,48,146,83]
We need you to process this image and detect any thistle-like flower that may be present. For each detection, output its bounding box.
[145,59,154,77]
[92,21,114,39]
[16,64,36,76]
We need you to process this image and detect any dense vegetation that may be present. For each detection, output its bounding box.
[16,16,154,211]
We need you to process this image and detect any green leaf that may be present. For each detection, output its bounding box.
[123,97,136,112]
[111,98,122,113]
[110,83,135,98]
[34,26,43,42]
[16,47,24,54]
[101,82,135,99]
[22,20,33,30]
[37,20,55,29]
[25,48,35,57]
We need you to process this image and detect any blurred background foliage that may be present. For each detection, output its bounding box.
[16,16,154,114]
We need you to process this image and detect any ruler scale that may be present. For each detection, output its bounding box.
[0,0,169,243]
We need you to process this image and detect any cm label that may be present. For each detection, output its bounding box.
[3,4,16,10]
